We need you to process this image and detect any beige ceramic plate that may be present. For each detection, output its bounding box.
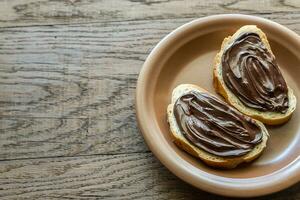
[136,14,300,197]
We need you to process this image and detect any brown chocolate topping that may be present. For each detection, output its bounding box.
[222,32,288,113]
[173,91,262,157]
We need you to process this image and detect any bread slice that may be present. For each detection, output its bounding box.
[167,84,269,169]
[214,25,296,125]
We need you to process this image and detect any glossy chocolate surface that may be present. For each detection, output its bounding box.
[222,33,288,113]
[174,91,262,157]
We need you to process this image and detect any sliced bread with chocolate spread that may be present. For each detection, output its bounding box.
[214,25,296,125]
[167,84,269,169]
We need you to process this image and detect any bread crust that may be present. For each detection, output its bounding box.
[213,25,296,125]
[167,84,269,169]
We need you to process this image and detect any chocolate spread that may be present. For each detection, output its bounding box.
[222,32,288,113]
[173,92,262,157]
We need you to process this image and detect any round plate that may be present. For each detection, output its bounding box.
[135,14,300,197]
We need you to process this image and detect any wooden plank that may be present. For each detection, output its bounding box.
[0,0,299,27]
[0,116,148,160]
[0,117,88,160]
[0,19,176,118]
[0,20,158,159]
[0,153,299,199]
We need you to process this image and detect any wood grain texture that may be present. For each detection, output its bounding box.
[0,19,168,118]
[0,116,148,160]
[0,153,300,200]
[0,0,299,28]
[0,0,300,199]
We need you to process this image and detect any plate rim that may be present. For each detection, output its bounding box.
[135,14,300,197]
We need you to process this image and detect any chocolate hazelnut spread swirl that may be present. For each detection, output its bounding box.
[222,32,289,113]
[173,92,262,157]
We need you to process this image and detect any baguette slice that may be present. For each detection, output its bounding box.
[214,25,296,125]
[167,84,269,169]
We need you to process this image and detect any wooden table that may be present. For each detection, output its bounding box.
[0,0,299,199]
